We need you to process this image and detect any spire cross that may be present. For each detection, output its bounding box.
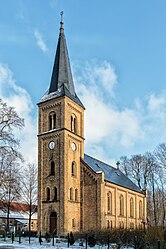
[60,11,64,27]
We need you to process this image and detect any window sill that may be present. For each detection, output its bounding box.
[42,199,59,203]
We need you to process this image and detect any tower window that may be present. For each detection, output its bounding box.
[119,194,124,216]
[53,113,56,129]
[54,187,57,201]
[49,115,52,130]
[70,187,73,201]
[50,161,55,176]
[49,112,56,130]
[71,116,73,131]
[46,187,50,201]
[71,161,76,177]
[71,114,77,133]
[74,117,76,133]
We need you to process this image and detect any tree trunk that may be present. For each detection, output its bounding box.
[29,202,32,244]
[152,177,157,225]
[6,187,11,233]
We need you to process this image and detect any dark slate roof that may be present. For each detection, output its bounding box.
[39,22,85,109]
[83,154,141,193]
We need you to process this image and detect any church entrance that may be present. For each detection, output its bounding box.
[50,212,57,234]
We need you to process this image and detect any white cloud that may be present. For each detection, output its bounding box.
[94,61,117,96]
[34,30,48,53]
[74,61,143,162]
[0,63,37,164]
[147,92,166,117]
[74,61,166,163]
[75,61,117,99]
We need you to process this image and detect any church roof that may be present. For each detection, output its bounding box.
[39,21,84,109]
[83,154,141,193]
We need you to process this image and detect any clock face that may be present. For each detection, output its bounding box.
[71,142,76,151]
[49,141,55,150]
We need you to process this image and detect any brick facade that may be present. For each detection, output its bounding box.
[38,94,146,235]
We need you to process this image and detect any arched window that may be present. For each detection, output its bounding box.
[119,194,124,216]
[53,187,57,201]
[70,187,73,201]
[107,192,112,213]
[49,112,56,130]
[53,113,56,129]
[107,220,110,229]
[139,200,143,219]
[46,187,50,201]
[74,117,76,133]
[75,189,78,201]
[71,116,73,131]
[72,218,76,228]
[49,115,52,130]
[71,114,77,133]
[130,198,134,218]
[50,161,55,176]
[71,161,76,177]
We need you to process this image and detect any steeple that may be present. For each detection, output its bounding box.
[39,13,84,109]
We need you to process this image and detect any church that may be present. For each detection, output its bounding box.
[37,18,146,235]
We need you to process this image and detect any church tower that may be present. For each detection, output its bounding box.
[38,18,85,235]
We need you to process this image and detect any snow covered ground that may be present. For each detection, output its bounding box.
[0,237,66,249]
[0,237,134,249]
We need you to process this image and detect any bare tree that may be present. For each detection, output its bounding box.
[0,99,24,232]
[120,154,152,191]
[0,154,21,232]
[154,143,166,227]
[0,98,24,181]
[120,148,166,227]
[119,156,130,177]
[20,163,38,241]
[0,98,24,149]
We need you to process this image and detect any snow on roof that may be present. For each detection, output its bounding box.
[0,201,37,220]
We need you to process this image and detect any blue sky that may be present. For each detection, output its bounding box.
[0,0,166,165]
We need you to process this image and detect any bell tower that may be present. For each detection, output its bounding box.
[38,16,85,235]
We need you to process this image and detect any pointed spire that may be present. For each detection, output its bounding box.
[48,12,75,96]
[39,13,84,109]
